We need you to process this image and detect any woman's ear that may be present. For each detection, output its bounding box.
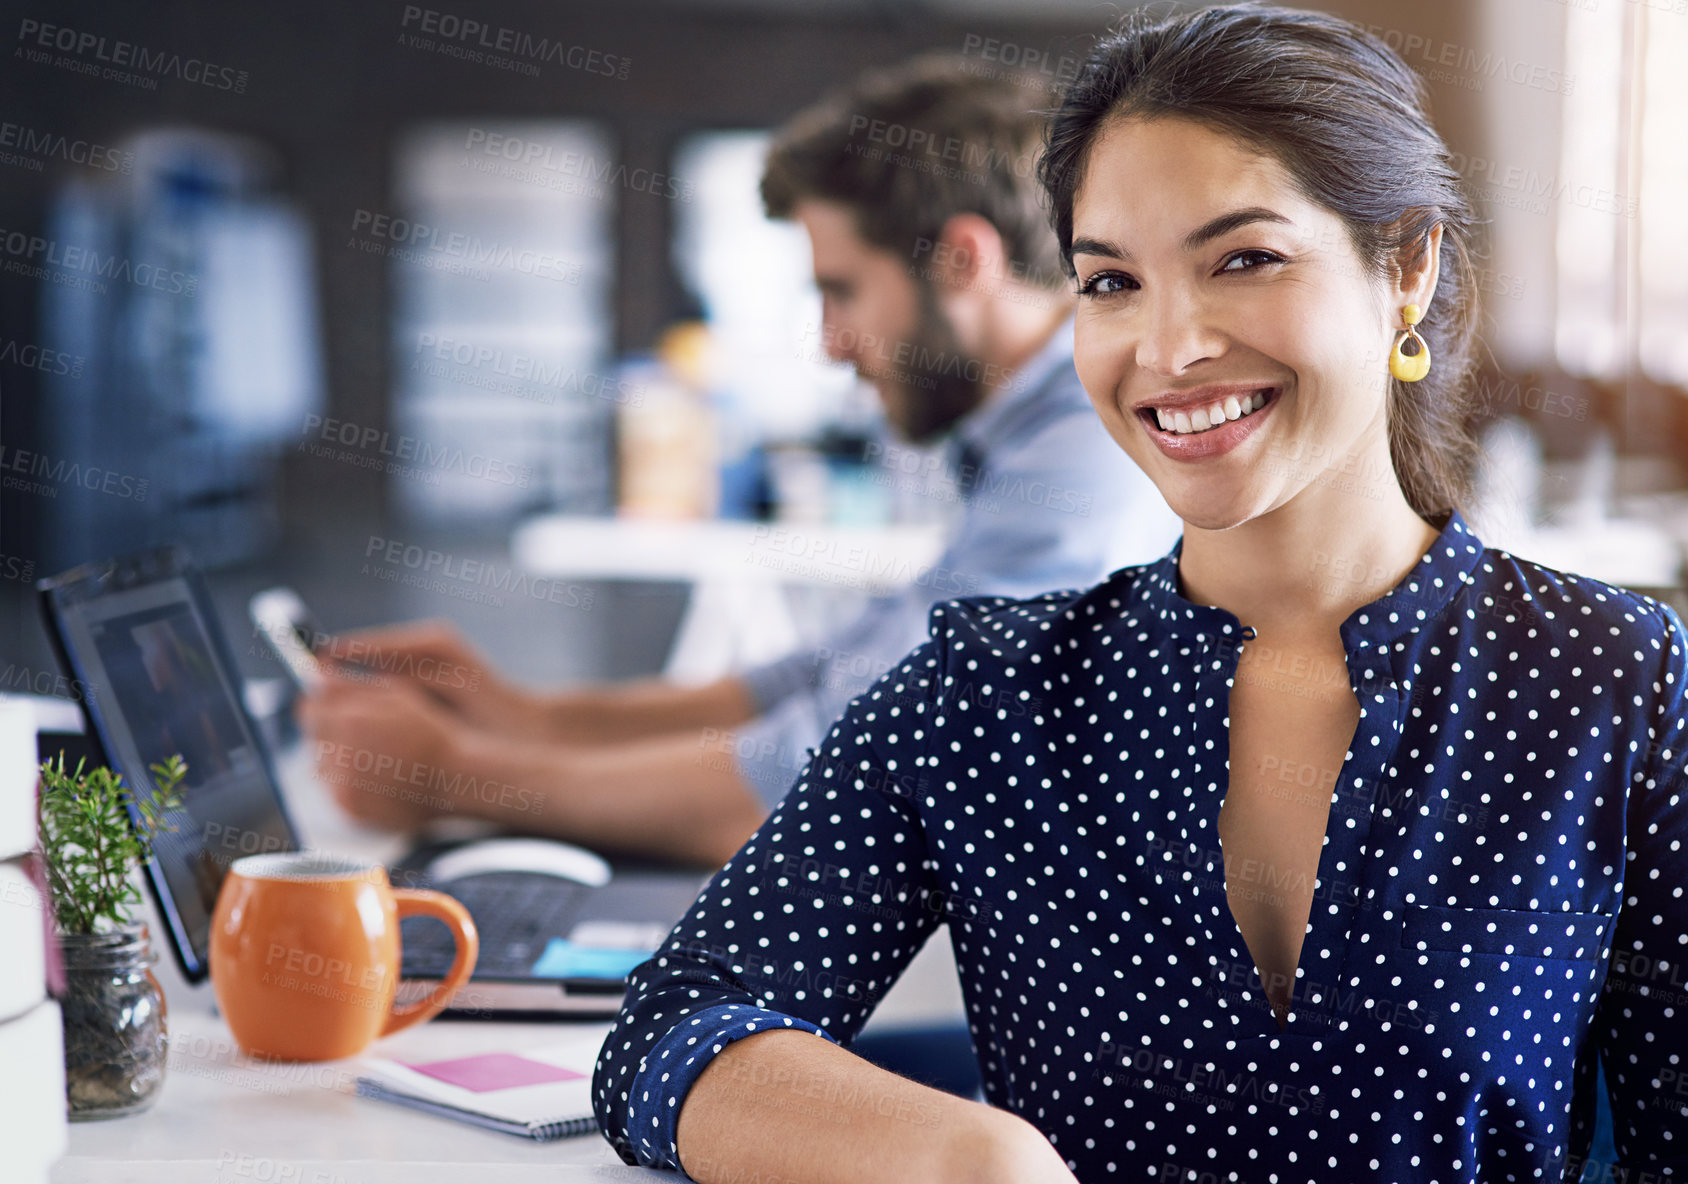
[1391,221,1444,312]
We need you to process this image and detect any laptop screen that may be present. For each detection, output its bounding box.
[44,559,297,978]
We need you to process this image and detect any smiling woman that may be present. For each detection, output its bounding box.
[592,7,1688,1184]
[1040,5,1481,527]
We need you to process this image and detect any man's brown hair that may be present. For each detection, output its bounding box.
[761,54,1066,291]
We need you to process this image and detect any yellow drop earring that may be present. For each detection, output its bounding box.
[1388,303,1431,383]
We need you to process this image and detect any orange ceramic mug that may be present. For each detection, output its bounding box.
[209,852,478,1061]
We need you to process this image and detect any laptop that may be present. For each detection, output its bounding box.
[36,545,709,1018]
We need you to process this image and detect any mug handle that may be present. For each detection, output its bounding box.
[381,888,480,1037]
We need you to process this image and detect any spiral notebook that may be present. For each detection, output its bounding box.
[355,1044,598,1140]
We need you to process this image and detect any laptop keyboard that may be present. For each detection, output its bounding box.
[400,872,593,978]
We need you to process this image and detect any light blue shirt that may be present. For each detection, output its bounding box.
[734,320,1182,805]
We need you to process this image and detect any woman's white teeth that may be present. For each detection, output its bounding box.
[1157,391,1267,435]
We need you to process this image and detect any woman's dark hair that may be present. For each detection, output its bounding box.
[1038,3,1480,519]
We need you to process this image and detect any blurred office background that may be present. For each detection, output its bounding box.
[0,0,1684,692]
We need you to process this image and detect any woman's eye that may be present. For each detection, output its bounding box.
[1078,271,1137,297]
[1219,249,1284,274]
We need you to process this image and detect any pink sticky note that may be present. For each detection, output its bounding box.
[402,1053,585,1093]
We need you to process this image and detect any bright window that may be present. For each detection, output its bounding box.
[670,129,861,442]
[1555,1,1686,391]
[1636,7,1688,386]
[389,120,616,524]
[1553,0,1627,379]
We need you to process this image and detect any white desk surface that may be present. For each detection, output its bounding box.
[52,740,966,1182]
[54,1010,652,1184]
[509,513,944,591]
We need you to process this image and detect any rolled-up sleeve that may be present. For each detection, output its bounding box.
[1593,600,1688,1172]
[593,624,950,1174]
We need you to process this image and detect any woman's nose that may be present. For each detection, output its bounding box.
[1133,290,1223,377]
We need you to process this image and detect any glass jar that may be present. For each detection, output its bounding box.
[58,922,168,1120]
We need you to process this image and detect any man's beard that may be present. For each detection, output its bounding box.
[878,284,991,446]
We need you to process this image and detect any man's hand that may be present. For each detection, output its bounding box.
[295,668,483,830]
[313,619,543,737]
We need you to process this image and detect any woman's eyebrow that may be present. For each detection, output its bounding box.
[1071,235,1130,261]
[1183,206,1292,250]
[1071,207,1294,263]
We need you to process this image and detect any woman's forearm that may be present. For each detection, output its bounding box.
[674,1030,1077,1184]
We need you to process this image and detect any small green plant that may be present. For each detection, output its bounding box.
[37,753,188,936]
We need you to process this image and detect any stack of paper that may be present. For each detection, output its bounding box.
[0,696,67,1182]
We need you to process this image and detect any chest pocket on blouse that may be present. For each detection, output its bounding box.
[1400,905,1613,959]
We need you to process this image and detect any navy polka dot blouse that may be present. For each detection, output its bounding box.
[594,509,1688,1183]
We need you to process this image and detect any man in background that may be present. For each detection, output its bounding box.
[299,56,1180,865]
